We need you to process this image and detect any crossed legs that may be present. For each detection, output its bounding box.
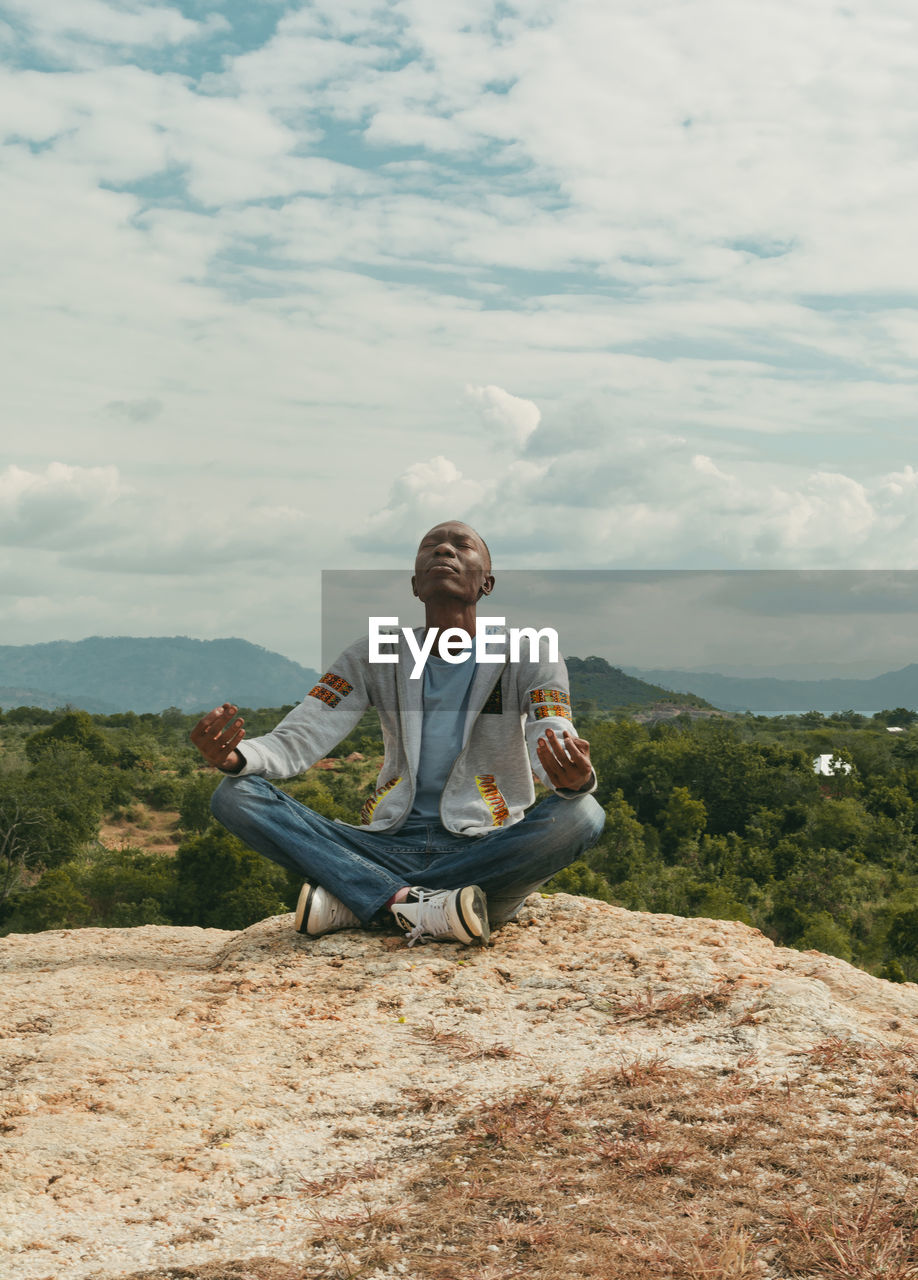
[210,775,606,927]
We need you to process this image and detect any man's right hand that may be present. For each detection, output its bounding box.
[190,703,246,773]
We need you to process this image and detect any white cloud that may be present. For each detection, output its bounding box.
[357,456,487,552]
[198,0,918,296]
[213,27,393,106]
[3,0,918,663]
[358,414,918,572]
[64,501,310,575]
[0,460,314,576]
[465,384,540,445]
[878,465,918,500]
[2,0,225,60]
[0,462,124,548]
[0,64,327,204]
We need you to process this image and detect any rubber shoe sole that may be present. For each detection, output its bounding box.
[391,885,490,947]
[456,885,490,946]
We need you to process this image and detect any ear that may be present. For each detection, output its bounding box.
[410,573,419,598]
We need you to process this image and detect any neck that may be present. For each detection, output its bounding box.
[422,600,480,637]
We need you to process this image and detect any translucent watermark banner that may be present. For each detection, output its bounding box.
[320,570,918,716]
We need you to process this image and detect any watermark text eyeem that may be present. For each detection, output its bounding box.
[369,617,559,679]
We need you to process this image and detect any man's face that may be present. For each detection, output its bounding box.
[412,521,494,606]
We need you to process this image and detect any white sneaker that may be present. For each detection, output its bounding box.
[295,882,361,936]
[390,885,490,948]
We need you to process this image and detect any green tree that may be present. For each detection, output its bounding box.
[874,707,918,728]
[689,880,752,926]
[892,726,918,763]
[795,911,853,962]
[217,881,295,931]
[179,772,223,833]
[584,789,643,882]
[25,710,116,765]
[174,827,289,929]
[544,860,615,903]
[25,744,109,864]
[2,849,178,933]
[0,746,110,900]
[805,796,871,853]
[3,706,57,726]
[887,906,918,980]
[6,865,92,931]
[660,785,707,858]
[0,777,45,905]
[287,772,356,823]
[144,776,182,810]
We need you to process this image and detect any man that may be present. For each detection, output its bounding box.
[191,521,605,947]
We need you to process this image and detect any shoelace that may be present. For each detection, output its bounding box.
[402,889,454,947]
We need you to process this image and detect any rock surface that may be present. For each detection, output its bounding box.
[1,894,916,1279]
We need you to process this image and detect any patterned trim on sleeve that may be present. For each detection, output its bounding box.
[532,704,572,720]
[320,672,354,696]
[475,774,509,826]
[360,776,402,826]
[529,688,571,708]
[308,685,340,708]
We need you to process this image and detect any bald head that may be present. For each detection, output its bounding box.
[412,520,494,605]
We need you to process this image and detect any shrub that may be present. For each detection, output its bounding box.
[544,860,615,903]
[1,849,178,934]
[4,745,110,872]
[178,772,222,833]
[174,827,289,929]
[144,776,182,810]
[794,910,853,961]
[25,710,116,765]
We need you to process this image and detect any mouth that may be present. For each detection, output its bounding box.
[428,562,459,574]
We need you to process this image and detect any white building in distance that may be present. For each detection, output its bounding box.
[813,753,853,777]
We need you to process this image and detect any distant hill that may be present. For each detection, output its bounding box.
[0,641,708,718]
[0,638,320,714]
[0,685,116,714]
[566,656,713,712]
[624,664,918,716]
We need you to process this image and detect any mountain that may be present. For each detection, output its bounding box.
[0,637,320,714]
[566,655,713,711]
[0,685,117,714]
[624,663,918,716]
[0,640,708,717]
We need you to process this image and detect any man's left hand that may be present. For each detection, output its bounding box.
[537,728,593,792]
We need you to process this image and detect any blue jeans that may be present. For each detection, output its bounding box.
[210,776,606,927]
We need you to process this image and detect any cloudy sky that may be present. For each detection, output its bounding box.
[4,0,918,670]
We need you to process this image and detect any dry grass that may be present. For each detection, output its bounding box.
[591,978,742,1024]
[410,1021,517,1059]
[806,1036,881,1069]
[299,1161,385,1199]
[105,1038,918,1280]
[779,1177,918,1280]
[119,1261,302,1279]
[297,1040,918,1280]
[604,977,742,1018]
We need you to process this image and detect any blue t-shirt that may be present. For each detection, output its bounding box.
[406,655,478,823]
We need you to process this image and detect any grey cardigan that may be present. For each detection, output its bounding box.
[234,628,597,836]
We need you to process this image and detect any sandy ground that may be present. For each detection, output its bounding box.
[1,893,916,1279]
